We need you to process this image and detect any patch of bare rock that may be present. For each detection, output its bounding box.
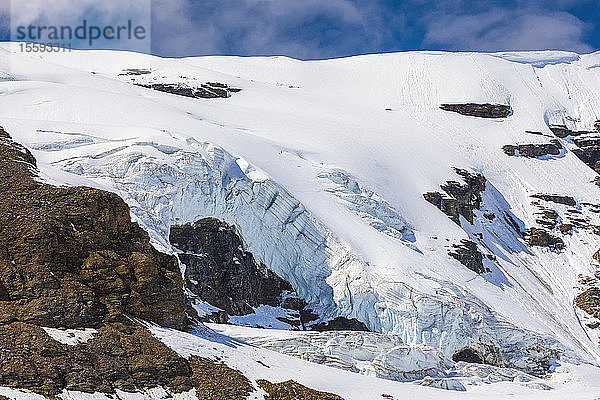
[502,140,562,158]
[136,82,241,99]
[258,379,344,400]
[440,103,511,118]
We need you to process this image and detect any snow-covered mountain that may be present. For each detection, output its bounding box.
[1,43,600,398]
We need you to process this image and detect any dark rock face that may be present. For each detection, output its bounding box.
[170,218,294,317]
[502,140,561,158]
[440,103,511,118]
[448,240,486,274]
[549,125,577,138]
[136,82,241,99]
[452,347,484,364]
[534,207,559,230]
[424,169,488,274]
[531,194,576,206]
[310,317,369,332]
[546,124,600,173]
[526,228,564,251]
[423,168,486,225]
[171,218,371,332]
[571,136,600,174]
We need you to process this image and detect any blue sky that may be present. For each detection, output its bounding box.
[150,0,600,58]
[2,0,599,58]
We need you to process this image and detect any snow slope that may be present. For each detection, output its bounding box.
[1,43,600,388]
[3,322,600,400]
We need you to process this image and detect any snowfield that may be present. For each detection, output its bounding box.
[1,43,600,398]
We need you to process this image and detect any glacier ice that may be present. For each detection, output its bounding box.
[47,136,566,374]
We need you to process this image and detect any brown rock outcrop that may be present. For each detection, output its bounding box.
[525,228,564,251]
[258,379,344,400]
[0,127,195,395]
[502,141,561,158]
[440,103,511,118]
[0,127,186,330]
[571,136,600,174]
[530,194,576,206]
[448,240,486,274]
[423,168,486,225]
[190,356,254,400]
[575,288,600,321]
[0,321,193,396]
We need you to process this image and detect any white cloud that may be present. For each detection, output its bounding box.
[422,9,593,53]
[150,0,403,59]
[8,0,151,51]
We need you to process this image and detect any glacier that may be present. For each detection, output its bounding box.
[1,44,600,382]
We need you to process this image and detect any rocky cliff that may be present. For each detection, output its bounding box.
[0,127,197,395]
[0,127,352,398]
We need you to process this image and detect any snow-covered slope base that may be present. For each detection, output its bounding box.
[2,44,600,384]
[3,322,600,400]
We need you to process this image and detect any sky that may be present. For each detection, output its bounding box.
[1,0,599,59]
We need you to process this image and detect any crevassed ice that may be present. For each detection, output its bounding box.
[51,138,565,371]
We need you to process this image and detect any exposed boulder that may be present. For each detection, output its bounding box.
[549,125,575,138]
[448,240,486,274]
[423,168,486,225]
[548,125,593,138]
[439,103,511,118]
[502,140,561,158]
